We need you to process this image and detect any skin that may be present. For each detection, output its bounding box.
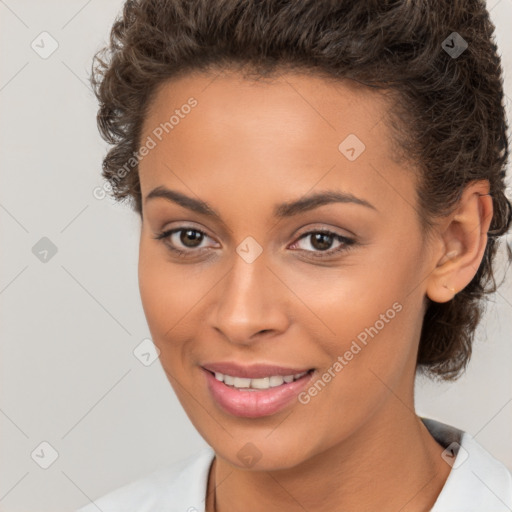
[137,69,493,512]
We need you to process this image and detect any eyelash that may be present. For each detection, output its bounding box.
[153,226,357,260]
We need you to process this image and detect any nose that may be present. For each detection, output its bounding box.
[212,251,289,346]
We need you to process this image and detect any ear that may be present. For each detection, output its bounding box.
[425,180,493,303]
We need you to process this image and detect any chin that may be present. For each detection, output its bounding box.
[207,431,314,472]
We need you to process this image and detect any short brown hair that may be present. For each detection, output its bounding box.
[91,0,512,381]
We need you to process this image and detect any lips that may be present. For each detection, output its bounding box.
[202,362,314,379]
[201,362,316,418]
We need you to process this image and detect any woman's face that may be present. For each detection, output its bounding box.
[137,70,436,470]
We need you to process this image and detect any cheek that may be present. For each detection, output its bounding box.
[277,257,405,347]
[281,256,417,391]
[138,239,186,344]
[318,292,420,423]
[137,237,217,358]
[138,254,169,332]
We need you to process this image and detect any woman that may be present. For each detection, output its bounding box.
[78,0,512,510]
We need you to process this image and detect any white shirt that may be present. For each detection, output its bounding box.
[76,417,512,512]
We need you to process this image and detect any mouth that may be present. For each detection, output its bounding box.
[203,368,315,391]
[201,365,316,418]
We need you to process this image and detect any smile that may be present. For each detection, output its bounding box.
[212,370,310,390]
[202,367,316,418]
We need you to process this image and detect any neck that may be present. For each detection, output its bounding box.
[207,405,452,512]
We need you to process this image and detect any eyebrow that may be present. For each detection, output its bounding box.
[145,186,377,219]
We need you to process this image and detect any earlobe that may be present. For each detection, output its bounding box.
[425,181,493,304]
[425,246,463,303]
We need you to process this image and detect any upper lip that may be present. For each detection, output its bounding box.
[202,362,314,379]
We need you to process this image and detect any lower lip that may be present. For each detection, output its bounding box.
[202,368,315,418]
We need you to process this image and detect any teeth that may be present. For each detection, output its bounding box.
[233,377,251,388]
[269,376,284,387]
[213,370,310,390]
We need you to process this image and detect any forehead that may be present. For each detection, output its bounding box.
[138,70,417,220]
[142,69,391,150]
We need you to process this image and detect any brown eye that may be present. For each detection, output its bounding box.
[290,229,357,259]
[309,232,334,251]
[179,229,204,248]
[153,226,218,258]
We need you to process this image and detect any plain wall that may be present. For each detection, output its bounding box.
[0,1,511,511]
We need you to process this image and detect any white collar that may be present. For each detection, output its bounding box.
[79,417,512,511]
[423,417,512,511]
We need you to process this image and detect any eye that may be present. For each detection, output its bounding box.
[153,226,218,257]
[289,229,356,259]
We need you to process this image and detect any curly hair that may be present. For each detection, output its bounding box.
[91,0,512,381]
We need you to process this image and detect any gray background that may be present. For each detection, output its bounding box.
[0,1,511,511]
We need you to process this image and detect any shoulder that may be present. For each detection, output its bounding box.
[75,446,215,512]
[423,417,512,511]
